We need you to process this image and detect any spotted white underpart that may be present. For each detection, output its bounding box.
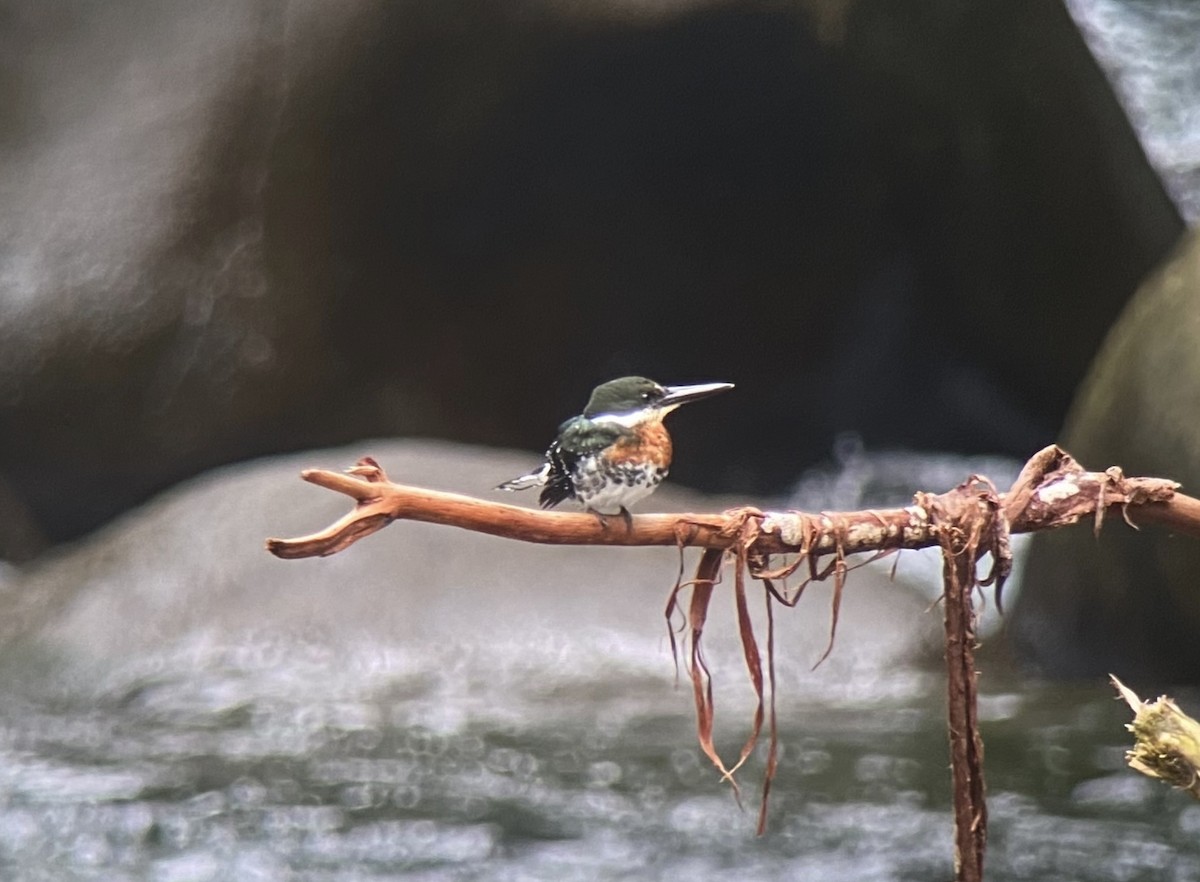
[570,453,668,515]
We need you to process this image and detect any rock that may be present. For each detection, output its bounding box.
[0,0,1181,556]
[1012,229,1200,681]
[0,440,938,698]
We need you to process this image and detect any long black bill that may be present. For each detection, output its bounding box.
[659,381,735,409]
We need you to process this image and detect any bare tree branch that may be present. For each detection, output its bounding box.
[266,447,1194,560]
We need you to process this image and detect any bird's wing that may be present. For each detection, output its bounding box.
[495,464,549,492]
[538,417,631,509]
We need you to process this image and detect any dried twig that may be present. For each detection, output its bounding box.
[922,479,1001,882]
[1112,675,1200,800]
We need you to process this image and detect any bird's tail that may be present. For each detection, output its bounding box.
[495,464,549,492]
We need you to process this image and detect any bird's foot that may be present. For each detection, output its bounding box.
[589,507,633,531]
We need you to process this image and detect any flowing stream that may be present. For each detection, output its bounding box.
[0,441,1196,881]
[0,632,1196,880]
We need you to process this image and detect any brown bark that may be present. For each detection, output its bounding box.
[924,487,995,881]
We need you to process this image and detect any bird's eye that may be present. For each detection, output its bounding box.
[641,392,652,402]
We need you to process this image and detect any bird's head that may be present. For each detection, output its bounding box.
[582,376,733,421]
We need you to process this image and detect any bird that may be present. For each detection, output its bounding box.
[496,375,734,524]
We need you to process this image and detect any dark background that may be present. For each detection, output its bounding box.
[0,0,1184,560]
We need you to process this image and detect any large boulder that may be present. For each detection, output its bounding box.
[0,0,1182,559]
[1011,229,1200,683]
[0,440,938,690]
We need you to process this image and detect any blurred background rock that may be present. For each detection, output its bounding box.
[0,0,1186,560]
[1012,0,1200,683]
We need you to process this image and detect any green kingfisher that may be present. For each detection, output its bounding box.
[496,375,734,519]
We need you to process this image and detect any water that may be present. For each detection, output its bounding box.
[1066,0,1200,223]
[789,434,1031,634]
[0,440,1197,880]
[0,637,1196,880]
